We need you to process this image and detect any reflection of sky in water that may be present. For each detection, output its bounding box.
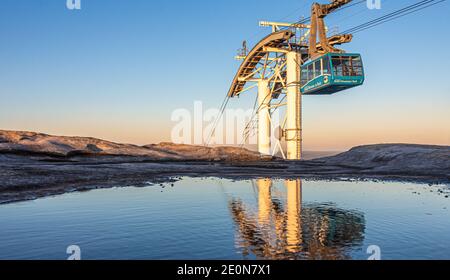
[0,178,449,260]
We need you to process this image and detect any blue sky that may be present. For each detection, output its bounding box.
[0,0,449,150]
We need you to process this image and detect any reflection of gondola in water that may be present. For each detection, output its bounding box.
[229,179,366,260]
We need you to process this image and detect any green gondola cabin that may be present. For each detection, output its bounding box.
[300,53,365,95]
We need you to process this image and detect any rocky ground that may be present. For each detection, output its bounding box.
[0,130,266,161]
[0,130,449,204]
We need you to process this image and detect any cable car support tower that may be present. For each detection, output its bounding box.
[227,0,357,160]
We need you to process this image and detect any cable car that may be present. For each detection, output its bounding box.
[300,53,365,95]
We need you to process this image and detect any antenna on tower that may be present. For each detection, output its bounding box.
[235,40,248,60]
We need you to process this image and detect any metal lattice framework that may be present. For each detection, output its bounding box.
[228,30,294,98]
[229,25,310,159]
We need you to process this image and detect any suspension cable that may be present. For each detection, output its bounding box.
[342,0,444,34]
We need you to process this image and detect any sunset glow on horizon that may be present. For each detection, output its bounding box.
[0,0,449,151]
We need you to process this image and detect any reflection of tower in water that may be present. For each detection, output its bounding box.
[229,179,366,260]
[257,179,271,225]
[285,179,302,253]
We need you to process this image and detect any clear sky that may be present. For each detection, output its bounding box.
[0,0,449,151]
